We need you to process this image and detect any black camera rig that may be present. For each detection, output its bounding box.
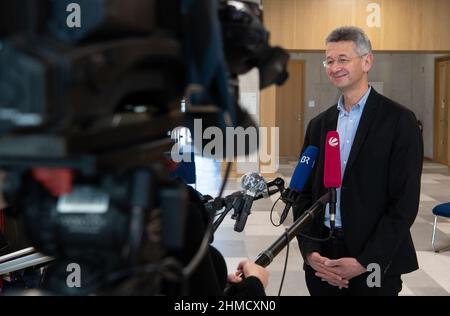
[0,0,289,295]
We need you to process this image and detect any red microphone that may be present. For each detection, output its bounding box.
[324,131,342,188]
[324,131,341,231]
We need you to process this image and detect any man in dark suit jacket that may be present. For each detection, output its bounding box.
[294,26,423,296]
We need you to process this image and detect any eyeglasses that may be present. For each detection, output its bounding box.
[322,53,368,68]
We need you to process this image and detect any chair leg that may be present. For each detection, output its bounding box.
[431,215,450,253]
[432,216,438,252]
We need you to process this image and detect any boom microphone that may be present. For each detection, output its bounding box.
[279,146,319,223]
[324,131,341,231]
[255,192,330,268]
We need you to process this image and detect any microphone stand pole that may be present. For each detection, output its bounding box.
[254,192,330,267]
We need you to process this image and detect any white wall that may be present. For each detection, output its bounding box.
[237,69,260,173]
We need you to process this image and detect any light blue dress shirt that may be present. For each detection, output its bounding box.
[324,86,372,228]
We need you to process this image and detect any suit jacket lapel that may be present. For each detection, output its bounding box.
[343,89,380,182]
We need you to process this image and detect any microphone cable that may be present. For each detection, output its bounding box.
[266,197,292,296]
[298,231,332,242]
[277,229,289,296]
[218,161,232,199]
[269,196,284,227]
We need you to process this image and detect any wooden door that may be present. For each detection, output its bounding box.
[435,57,450,165]
[275,60,305,159]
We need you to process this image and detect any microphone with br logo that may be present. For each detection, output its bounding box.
[279,145,319,224]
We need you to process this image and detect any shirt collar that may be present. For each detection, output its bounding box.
[337,86,372,114]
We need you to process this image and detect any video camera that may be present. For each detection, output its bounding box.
[0,0,289,295]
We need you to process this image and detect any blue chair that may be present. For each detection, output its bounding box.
[431,202,450,252]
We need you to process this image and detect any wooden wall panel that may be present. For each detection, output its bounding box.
[263,0,450,51]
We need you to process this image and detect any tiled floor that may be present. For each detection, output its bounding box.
[195,157,450,296]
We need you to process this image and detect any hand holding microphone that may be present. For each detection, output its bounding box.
[227,259,269,289]
[227,135,343,293]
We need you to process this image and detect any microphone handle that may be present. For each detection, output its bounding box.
[329,188,337,231]
[279,203,291,224]
[254,192,330,267]
[279,188,299,224]
[234,194,253,232]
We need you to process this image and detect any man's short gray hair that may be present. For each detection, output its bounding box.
[326,26,372,56]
